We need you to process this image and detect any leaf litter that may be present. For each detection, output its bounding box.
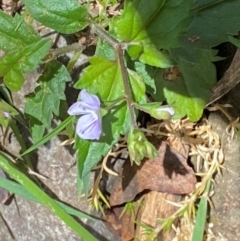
[99,116,225,240]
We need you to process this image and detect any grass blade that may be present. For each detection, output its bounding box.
[21,116,73,156]
[0,176,95,220]
[0,152,98,241]
[192,180,211,241]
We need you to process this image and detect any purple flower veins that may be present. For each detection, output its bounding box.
[67,89,102,140]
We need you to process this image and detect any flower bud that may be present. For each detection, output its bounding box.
[135,102,175,120]
[150,106,175,120]
[127,129,158,165]
[141,141,159,159]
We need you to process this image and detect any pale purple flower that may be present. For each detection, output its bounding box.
[67,90,102,140]
[3,111,10,118]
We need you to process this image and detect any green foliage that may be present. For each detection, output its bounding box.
[0,39,51,91]
[228,35,240,48]
[74,56,146,192]
[138,45,175,68]
[183,0,240,49]
[155,49,216,121]
[111,0,190,48]
[192,180,211,241]
[134,61,156,95]
[21,116,73,156]
[0,11,40,51]
[111,0,191,66]
[95,38,115,61]
[21,0,88,34]
[0,0,239,237]
[74,56,146,104]
[25,60,71,141]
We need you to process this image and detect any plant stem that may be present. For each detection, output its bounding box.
[91,24,137,128]
[104,96,125,111]
[116,45,137,128]
[44,43,85,63]
[90,23,119,48]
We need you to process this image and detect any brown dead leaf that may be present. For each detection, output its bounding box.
[136,191,180,241]
[167,135,189,158]
[110,141,196,206]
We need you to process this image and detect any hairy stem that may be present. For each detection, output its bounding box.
[44,43,86,63]
[104,96,125,111]
[90,23,119,48]
[91,24,137,128]
[116,45,137,128]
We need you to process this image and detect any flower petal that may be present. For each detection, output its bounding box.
[67,101,98,116]
[80,89,100,109]
[3,111,10,118]
[157,106,175,116]
[76,112,102,140]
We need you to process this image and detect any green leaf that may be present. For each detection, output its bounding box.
[181,0,240,49]
[134,61,156,95]
[154,49,216,121]
[21,116,73,157]
[192,0,225,11]
[0,84,13,104]
[0,39,51,91]
[0,11,40,51]
[4,67,24,91]
[228,35,240,48]
[0,152,98,241]
[29,117,46,143]
[75,56,145,102]
[21,0,88,34]
[127,44,143,60]
[111,0,191,49]
[95,38,116,61]
[138,45,175,68]
[128,69,146,104]
[25,60,71,128]
[75,57,123,100]
[19,39,52,72]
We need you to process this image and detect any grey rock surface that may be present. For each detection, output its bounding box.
[209,83,240,240]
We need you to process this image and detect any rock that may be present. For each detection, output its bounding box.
[209,82,240,240]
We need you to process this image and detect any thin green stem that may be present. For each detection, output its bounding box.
[90,23,119,48]
[116,45,137,128]
[132,102,146,112]
[44,43,85,63]
[90,24,137,128]
[104,96,125,111]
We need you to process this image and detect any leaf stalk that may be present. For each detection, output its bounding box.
[90,24,137,128]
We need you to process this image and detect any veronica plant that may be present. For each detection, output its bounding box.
[0,3,239,239]
[0,0,236,191]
